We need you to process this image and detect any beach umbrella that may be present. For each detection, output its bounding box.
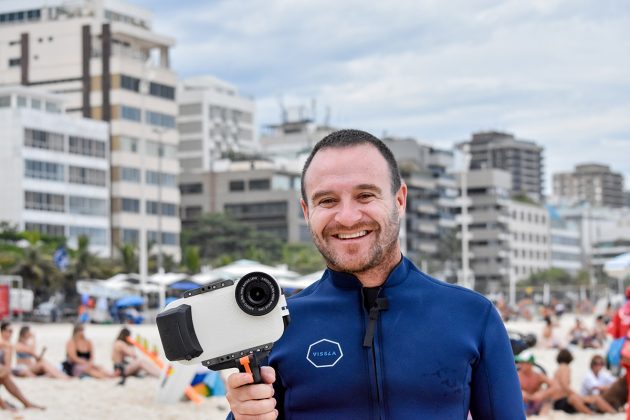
[169,280,201,291]
[115,295,144,308]
[604,252,630,294]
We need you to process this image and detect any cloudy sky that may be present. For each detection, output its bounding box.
[134,0,630,193]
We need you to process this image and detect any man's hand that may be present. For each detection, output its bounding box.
[226,366,278,419]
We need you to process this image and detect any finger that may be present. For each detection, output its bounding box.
[231,383,275,402]
[260,366,276,384]
[227,372,254,390]
[237,397,277,416]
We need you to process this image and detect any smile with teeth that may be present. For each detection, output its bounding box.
[335,230,369,240]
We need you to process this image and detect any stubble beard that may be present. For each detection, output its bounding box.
[310,206,401,275]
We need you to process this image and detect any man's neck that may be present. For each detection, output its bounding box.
[354,253,403,287]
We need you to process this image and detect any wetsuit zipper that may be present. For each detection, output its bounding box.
[362,288,388,420]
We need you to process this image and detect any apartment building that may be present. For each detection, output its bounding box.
[0,0,180,259]
[460,131,544,202]
[553,163,625,208]
[177,75,257,173]
[457,169,551,292]
[384,137,458,277]
[260,116,336,159]
[0,85,110,255]
[546,207,582,275]
[180,159,308,243]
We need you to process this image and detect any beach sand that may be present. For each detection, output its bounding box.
[0,315,626,419]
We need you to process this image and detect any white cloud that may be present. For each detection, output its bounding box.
[140,0,630,191]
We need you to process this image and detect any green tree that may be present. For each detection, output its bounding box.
[10,231,63,290]
[181,213,284,266]
[282,243,325,274]
[521,268,573,286]
[118,243,138,273]
[183,246,201,274]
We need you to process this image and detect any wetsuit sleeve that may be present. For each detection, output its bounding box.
[469,304,525,419]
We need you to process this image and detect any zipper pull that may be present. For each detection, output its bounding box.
[363,297,389,348]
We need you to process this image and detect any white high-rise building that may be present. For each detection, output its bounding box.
[0,85,110,256]
[177,75,257,172]
[0,0,181,260]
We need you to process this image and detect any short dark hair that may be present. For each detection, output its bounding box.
[0,321,10,332]
[557,348,573,364]
[300,129,402,205]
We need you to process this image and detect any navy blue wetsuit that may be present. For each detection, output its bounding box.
[230,257,524,419]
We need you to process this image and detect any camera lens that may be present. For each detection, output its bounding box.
[235,272,280,316]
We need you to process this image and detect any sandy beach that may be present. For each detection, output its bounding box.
[0,315,626,419]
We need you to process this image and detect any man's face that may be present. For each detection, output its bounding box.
[517,362,533,373]
[301,144,406,274]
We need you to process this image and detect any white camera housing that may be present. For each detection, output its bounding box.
[157,272,289,369]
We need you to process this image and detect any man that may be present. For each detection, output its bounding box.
[226,129,524,419]
[581,355,615,396]
[516,351,553,416]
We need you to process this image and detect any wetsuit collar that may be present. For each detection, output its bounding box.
[326,255,410,290]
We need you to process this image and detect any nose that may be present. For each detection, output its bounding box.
[334,199,362,227]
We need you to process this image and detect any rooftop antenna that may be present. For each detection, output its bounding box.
[324,106,331,127]
[311,98,317,122]
[276,95,286,123]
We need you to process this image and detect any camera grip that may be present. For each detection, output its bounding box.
[237,354,263,384]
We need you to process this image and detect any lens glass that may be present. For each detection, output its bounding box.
[246,283,270,306]
[235,272,280,316]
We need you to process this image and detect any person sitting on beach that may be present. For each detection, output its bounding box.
[541,316,561,349]
[111,327,162,382]
[581,355,615,397]
[0,322,45,411]
[548,348,616,414]
[14,326,69,379]
[568,318,597,348]
[65,324,113,379]
[516,351,554,416]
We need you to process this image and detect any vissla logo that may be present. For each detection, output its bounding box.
[306,339,343,368]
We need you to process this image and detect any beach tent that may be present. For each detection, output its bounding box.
[212,259,300,282]
[169,280,201,291]
[278,270,324,293]
[605,252,630,293]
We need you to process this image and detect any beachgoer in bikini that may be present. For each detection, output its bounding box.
[65,324,114,379]
[111,327,162,381]
[0,322,45,411]
[14,326,69,379]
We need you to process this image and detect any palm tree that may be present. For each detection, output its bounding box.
[11,231,63,291]
[118,243,138,273]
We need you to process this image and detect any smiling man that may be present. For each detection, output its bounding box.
[225,129,524,419]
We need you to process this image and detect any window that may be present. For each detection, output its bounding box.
[24,159,64,181]
[120,75,140,92]
[120,167,140,183]
[45,101,61,113]
[0,96,10,108]
[24,191,65,212]
[122,229,139,245]
[24,128,65,151]
[31,98,41,110]
[69,196,107,216]
[8,58,20,67]
[121,105,141,122]
[148,231,178,246]
[17,96,27,108]
[24,222,64,237]
[69,136,106,158]
[180,183,202,194]
[249,179,270,191]
[179,103,201,116]
[68,166,107,186]
[146,171,176,187]
[121,198,140,213]
[69,226,107,245]
[146,201,177,216]
[229,180,245,192]
[146,141,176,158]
[149,82,175,100]
[145,110,175,128]
[119,136,139,153]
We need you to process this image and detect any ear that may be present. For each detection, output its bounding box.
[300,198,310,222]
[396,183,407,215]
